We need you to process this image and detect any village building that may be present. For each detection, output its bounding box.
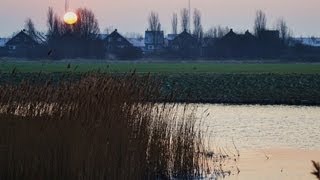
[4,29,46,58]
[104,29,141,59]
[213,29,282,58]
[144,30,165,53]
[0,38,9,57]
[128,38,145,52]
[292,37,320,47]
[168,30,200,58]
[164,34,178,47]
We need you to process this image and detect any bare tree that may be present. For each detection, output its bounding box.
[104,26,114,34]
[171,13,178,34]
[180,8,190,32]
[148,11,161,31]
[276,18,291,44]
[217,26,230,38]
[24,18,37,38]
[193,9,203,40]
[74,8,100,39]
[254,10,267,36]
[47,7,54,36]
[204,27,217,38]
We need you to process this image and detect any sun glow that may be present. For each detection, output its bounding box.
[63,11,78,25]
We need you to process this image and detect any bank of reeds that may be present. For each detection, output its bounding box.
[0,74,221,179]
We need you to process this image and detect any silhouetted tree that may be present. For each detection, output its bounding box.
[217,26,230,38]
[148,11,161,31]
[24,18,37,39]
[74,8,100,39]
[254,10,267,36]
[193,9,203,40]
[204,26,230,39]
[180,8,190,32]
[47,7,54,36]
[171,13,178,34]
[204,27,217,38]
[46,7,104,59]
[276,18,292,45]
[104,26,114,34]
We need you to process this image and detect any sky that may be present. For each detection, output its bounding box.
[0,0,320,37]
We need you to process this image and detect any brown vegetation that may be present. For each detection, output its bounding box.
[0,74,223,179]
[312,161,320,180]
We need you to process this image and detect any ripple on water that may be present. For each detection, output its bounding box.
[192,104,320,150]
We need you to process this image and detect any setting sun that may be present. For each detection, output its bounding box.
[63,11,78,25]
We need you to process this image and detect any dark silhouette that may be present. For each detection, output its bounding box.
[146,11,164,54]
[5,30,47,58]
[171,13,178,35]
[192,9,203,41]
[254,10,267,36]
[180,8,190,33]
[46,7,104,59]
[1,7,320,60]
[312,161,320,180]
[104,29,142,59]
[148,11,161,32]
[169,30,200,58]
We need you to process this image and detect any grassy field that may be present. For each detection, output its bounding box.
[1,61,320,74]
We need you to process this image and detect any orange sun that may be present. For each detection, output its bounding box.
[63,11,78,25]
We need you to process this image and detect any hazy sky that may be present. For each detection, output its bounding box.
[0,0,319,37]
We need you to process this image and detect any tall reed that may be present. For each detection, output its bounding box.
[0,73,220,179]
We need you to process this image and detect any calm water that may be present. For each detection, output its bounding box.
[190,104,320,180]
[194,104,320,150]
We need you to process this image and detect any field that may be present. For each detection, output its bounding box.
[0,60,320,105]
[1,60,320,74]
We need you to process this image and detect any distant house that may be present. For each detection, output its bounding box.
[144,31,165,53]
[0,38,9,57]
[104,29,141,59]
[0,38,9,48]
[257,30,280,42]
[293,37,320,47]
[257,30,282,57]
[128,38,145,51]
[216,29,259,58]
[164,34,178,47]
[5,30,46,58]
[214,29,282,58]
[168,30,200,58]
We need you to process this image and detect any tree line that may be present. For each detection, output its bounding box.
[149,9,292,42]
[4,7,319,60]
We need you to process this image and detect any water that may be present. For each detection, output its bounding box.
[190,104,320,179]
[195,104,320,150]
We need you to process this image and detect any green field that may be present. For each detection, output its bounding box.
[1,61,320,74]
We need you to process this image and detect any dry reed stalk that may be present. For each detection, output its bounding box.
[312,161,320,180]
[0,73,226,179]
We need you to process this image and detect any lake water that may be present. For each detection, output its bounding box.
[191,104,320,179]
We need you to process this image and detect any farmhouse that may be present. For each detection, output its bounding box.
[144,30,165,53]
[215,29,259,58]
[0,38,9,57]
[169,30,200,58]
[214,29,282,58]
[104,29,141,59]
[5,30,46,57]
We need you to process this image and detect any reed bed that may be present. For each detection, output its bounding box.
[0,73,225,179]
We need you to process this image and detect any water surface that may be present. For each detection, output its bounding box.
[192,104,320,179]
